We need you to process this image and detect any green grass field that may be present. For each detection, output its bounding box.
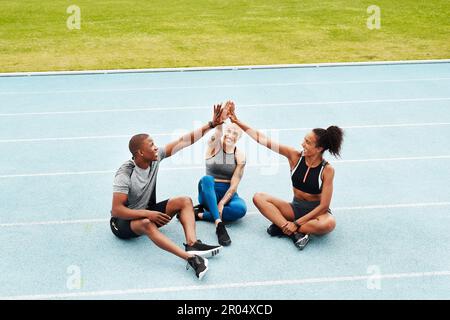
[0,0,449,72]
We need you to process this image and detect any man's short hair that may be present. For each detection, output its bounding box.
[129,133,149,159]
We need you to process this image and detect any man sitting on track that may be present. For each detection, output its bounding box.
[110,104,225,280]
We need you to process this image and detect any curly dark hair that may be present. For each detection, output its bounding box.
[312,126,344,158]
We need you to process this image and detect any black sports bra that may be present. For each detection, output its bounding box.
[291,153,328,195]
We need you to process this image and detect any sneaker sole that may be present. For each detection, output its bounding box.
[295,237,310,250]
[187,247,222,258]
[268,233,285,238]
[198,258,209,280]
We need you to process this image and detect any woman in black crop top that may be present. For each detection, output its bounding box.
[228,102,344,250]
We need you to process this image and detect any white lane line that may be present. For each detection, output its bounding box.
[1,155,449,179]
[3,270,450,300]
[248,202,450,214]
[0,218,109,227]
[0,105,205,116]
[2,122,450,143]
[1,97,449,117]
[0,170,115,178]
[334,155,450,163]
[1,77,450,95]
[2,202,449,228]
[0,133,172,143]
[330,202,450,211]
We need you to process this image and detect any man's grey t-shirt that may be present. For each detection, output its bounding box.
[112,148,166,209]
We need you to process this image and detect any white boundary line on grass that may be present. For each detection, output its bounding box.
[1,122,450,143]
[1,97,450,117]
[1,59,449,77]
[2,270,450,300]
[1,155,449,179]
[1,201,449,228]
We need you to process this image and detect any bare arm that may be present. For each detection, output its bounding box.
[206,124,223,155]
[206,101,233,156]
[295,165,334,225]
[112,193,149,219]
[218,150,246,207]
[165,104,224,158]
[111,193,171,226]
[228,103,299,164]
[165,122,212,158]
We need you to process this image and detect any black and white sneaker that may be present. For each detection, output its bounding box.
[184,240,222,258]
[291,232,310,250]
[216,222,231,246]
[194,204,204,214]
[186,255,208,280]
[267,223,284,237]
[176,205,203,221]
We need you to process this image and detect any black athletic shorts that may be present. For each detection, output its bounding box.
[290,198,332,220]
[110,198,169,239]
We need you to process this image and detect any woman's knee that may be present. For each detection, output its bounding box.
[223,201,247,221]
[252,192,268,206]
[319,216,336,234]
[236,200,247,218]
[200,175,215,188]
[234,206,247,220]
[326,217,336,232]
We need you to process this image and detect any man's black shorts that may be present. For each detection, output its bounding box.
[110,199,169,239]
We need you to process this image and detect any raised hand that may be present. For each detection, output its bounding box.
[227,100,238,123]
[212,103,225,127]
[220,100,232,123]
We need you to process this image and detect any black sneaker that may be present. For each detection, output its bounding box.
[184,240,222,258]
[186,255,208,280]
[193,204,204,221]
[267,223,284,237]
[216,222,231,246]
[291,232,310,250]
[176,205,203,221]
